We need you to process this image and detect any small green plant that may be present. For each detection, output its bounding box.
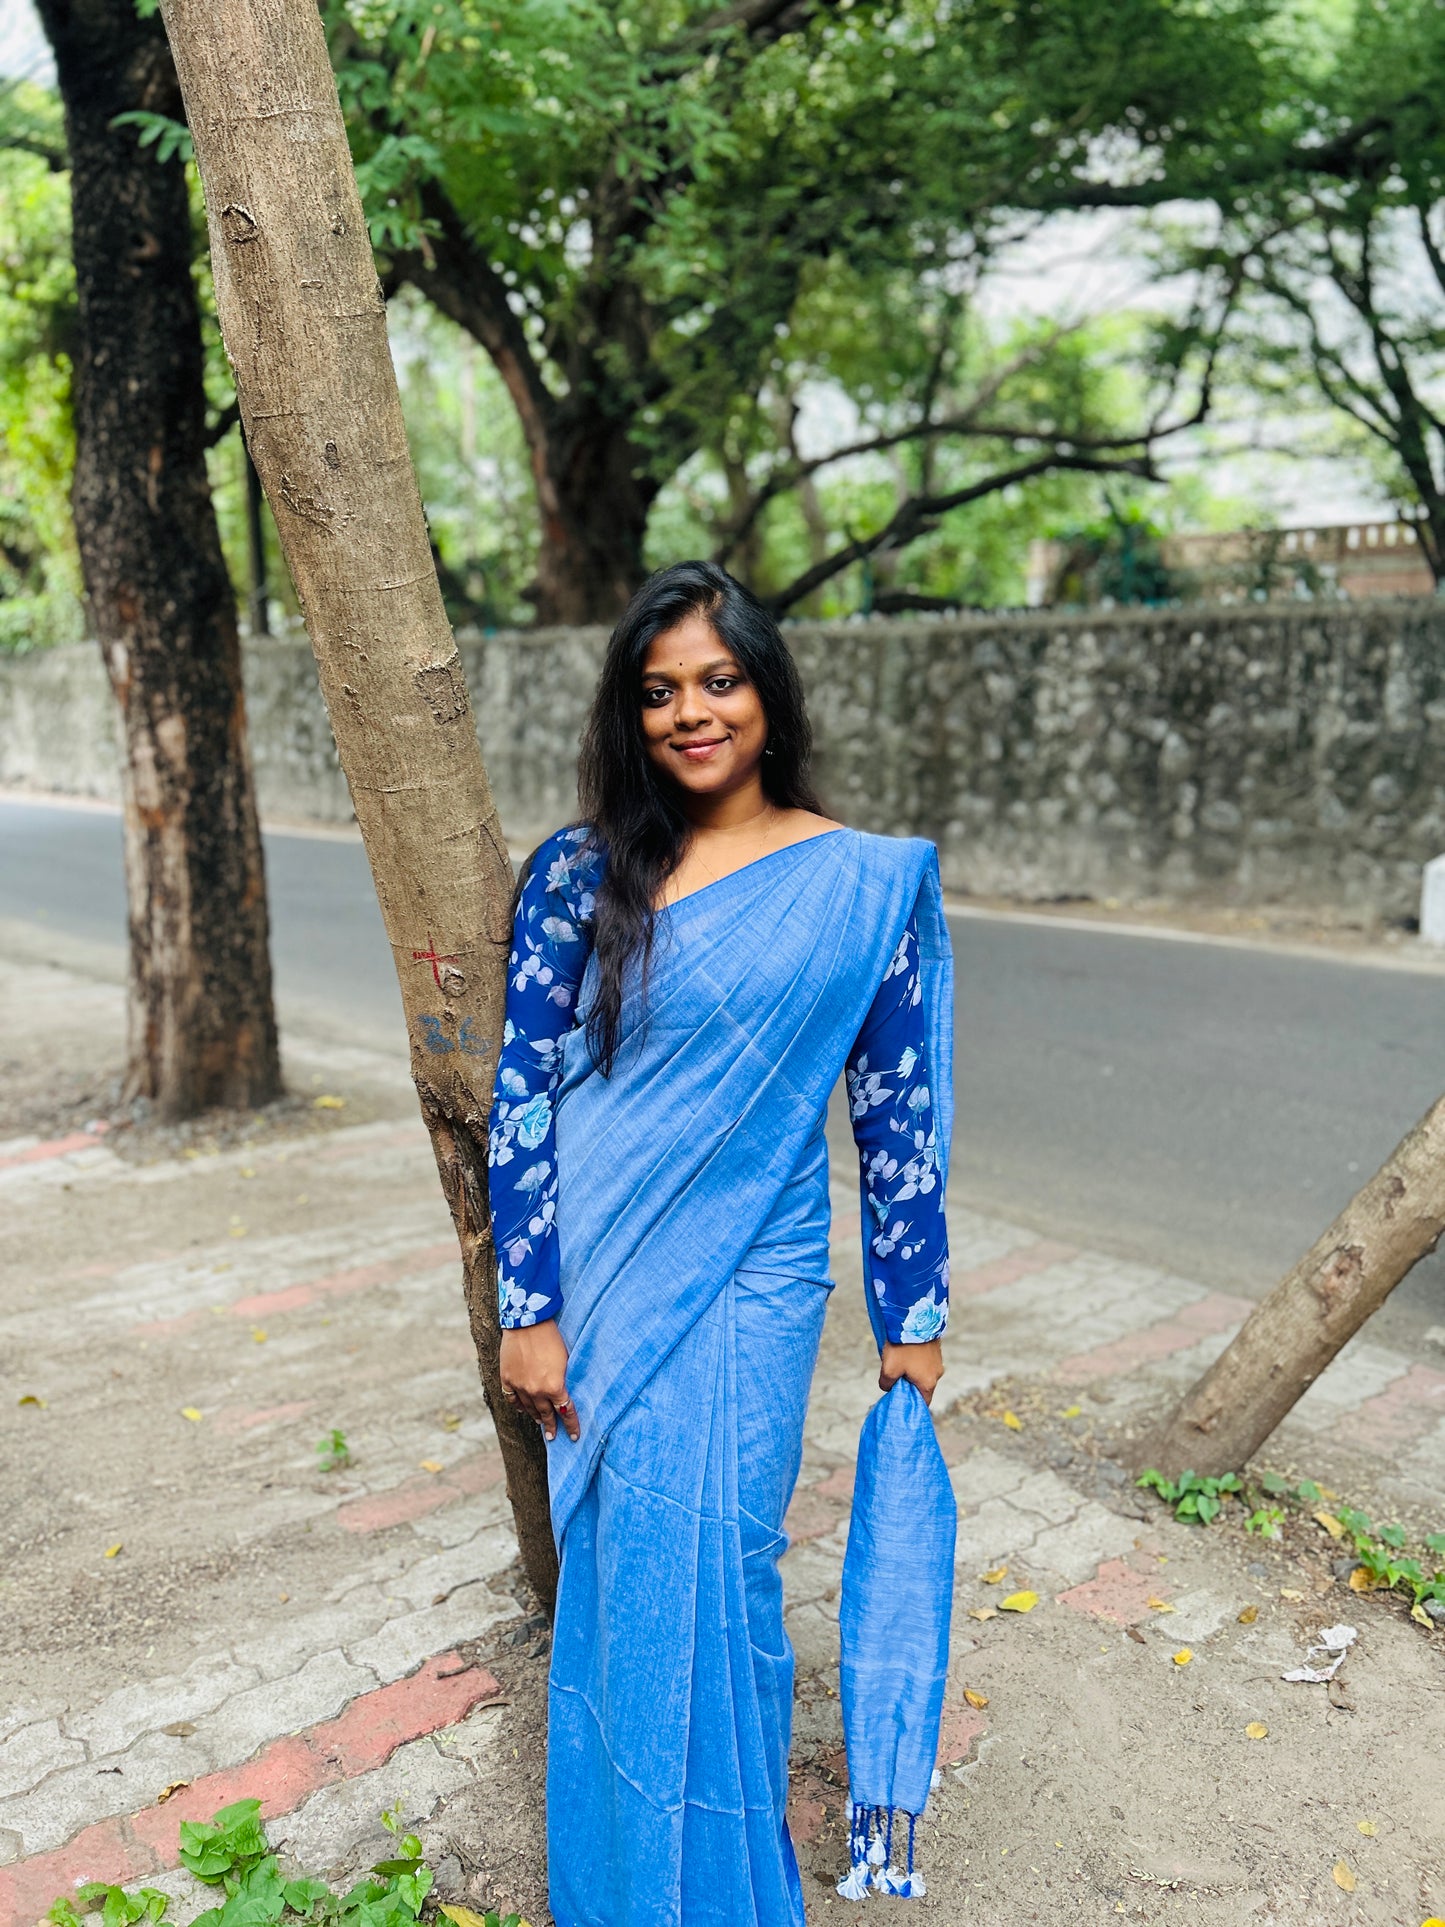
[315,1429,351,1473]
[1243,1505,1286,1538]
[1136,1468,1242,1524]
[47,1800,492,1927]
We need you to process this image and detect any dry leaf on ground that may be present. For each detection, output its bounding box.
[312,1094,346,1110]
[104,1543,122,1559]
[181,1407,203,1423]
[1172,1648,1193,1666]
[1245,1722,1268,1739]
[963,1689,989,1709]
[1332,1862,1356,1893]
[1356,1820,1376,1837]
[967,1607,997,1623]
[1348,1568,1377,1592]
[1313,1511,1346,1539]
[156,1781,191,1804]
[1148,1597,1174,1613]
[1001,1411,1022,1431]
[1000,1591,1038,1613]
[1279,1587,1305,1601]
[17,1394,46,1408]
[419,1460,444,1474]
[1237,1605,1259,1625]
[980,1565,1008,1584]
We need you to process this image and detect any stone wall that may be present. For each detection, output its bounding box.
[4,600,1443,917]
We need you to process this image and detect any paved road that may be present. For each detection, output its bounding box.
[3,796,1443,1345]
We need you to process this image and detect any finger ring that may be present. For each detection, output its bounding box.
[555,1396,571,1412]
[502,1388,519,1405]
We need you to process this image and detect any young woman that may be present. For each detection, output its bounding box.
[488,560,953,1926]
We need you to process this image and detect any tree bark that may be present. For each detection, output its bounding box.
[35,0,282,1121]
[1147,1095,1445,1479]
[159,0,558,1609]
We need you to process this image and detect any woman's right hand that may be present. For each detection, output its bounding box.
[499,1320,580,1442]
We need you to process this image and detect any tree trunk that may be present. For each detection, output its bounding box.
[1147,1094,1445,1479]
[159,0,558,1609]
[529,425,654,624]
[36,0,282,1121]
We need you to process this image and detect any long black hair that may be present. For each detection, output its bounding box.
[576,559,821,1074]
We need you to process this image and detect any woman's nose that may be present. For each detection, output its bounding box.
[674,684,711,726]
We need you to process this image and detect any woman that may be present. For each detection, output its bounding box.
[488,560,953,1926]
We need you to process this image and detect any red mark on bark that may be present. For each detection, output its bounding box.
[411,936,460,988]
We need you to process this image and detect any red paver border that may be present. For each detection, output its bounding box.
[0,1655,503,1927]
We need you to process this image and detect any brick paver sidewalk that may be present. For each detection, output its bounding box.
[3,951,1442,1925]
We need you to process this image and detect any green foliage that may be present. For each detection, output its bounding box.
[111,112,194,167]
[315,1429,352,1472]
[1244,1506,1286,1538]
[1136,1468,1243,1524]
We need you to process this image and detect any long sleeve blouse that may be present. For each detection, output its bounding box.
[487,826,950,1346]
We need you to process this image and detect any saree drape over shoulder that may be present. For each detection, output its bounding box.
[491,827,954,1927]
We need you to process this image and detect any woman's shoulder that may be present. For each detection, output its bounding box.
[521,824,605,922]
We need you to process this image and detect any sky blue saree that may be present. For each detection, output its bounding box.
[494,827,954,1926]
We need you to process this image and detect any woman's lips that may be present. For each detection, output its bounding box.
[675,738,725,760]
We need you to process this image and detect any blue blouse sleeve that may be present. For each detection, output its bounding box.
[845,912,950,1347]
[488,827,599,1329]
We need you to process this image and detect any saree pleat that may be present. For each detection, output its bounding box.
[545,831,953,1926]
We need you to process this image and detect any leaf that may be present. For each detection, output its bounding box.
[980,1565,1008,1584]
[999,1591,1038,1613]
[18,1393,47,1408]
[1348,1567,1377,1592]
[439,1910,495,1927]
[1424,1533,1445,1555]
[967,1607,997,1622]
[963,1689,989,1709]
[281,1881,331,1917]
[162,1721,196,1737]
[1356,1820,1376,1836]
[156,1780,191,1803]
[105,1543,123,1559]
[441,1412,462,1431]
[1332,1861,1355,1893]
[1245,1722,1268,1739]
[1058,1405,1082,1419]
[1000,1411,1022,1431]
[181,1408,203,1423]
[1147,1597,1174,1613]
[312,1095,346,1110]
[1279,1588,1305,1602]
[1313,1510,1345,1539]
[252,1329,267,1344]
[1172,1648,1193,1666]
[1237,1605,1259,1625]
[418,1461,444,1474]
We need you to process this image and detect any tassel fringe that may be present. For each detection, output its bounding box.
[836,1803,926,1899]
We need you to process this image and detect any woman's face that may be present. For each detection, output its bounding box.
[640,614,769,801]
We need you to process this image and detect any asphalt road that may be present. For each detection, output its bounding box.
[3,796,1443,1346]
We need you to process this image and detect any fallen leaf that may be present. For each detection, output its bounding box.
[980,1565,1009,1584]
[1420,1918,1445,1926]
[1001,1411,1022,1431]
[240,1167,256,1179]
[1411,1603,1432,1627]
[1279,1587,1305,1602]
[439,1908,497,1927]
[312,1094,346,1110]
[1318,1485,1339,1501]
[1347,1567,1377,1592]
[104,1543,123,1559]
[419,1459,444,1474]
[1237,1605,1259,1625]
[1172,1648,1193,1666]
[967,1607,997,1623]
[278,1592,289,1603]
[1314,1510,1346,1539]
[162,1722,196,1737]
[1148,1597,1174,1613]
[252,1328,267,1343]
[156,1781,191,1805]
[441,1411,462,1431]
[963,1689,989,1709]
[1356,1820,1376,1837]
[180,1407,203,1423]
[1332,1861,1355,1894]
[229,1225,248,1239]
[1058,1405,1083,1419]
[17,1394,46,1409]
[999,1591,1038,1614]
[1126,1626,1146,1645]
[1245,1722,1268,1740]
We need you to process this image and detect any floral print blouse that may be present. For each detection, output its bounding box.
[488,826,950,1346]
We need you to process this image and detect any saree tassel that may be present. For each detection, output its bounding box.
[839,1803,928,1899]
[836,1801,875,1899]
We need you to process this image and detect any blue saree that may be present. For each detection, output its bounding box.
[506,828,953,1926]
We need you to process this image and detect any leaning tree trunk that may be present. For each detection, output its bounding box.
[1147,1094,1445,1480]
[159,0,557,1608]
[529,415,656,625]
[35,0,282,1121]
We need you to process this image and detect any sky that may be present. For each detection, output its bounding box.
[1,0,1383,530]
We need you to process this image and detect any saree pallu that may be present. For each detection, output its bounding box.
[545,829,953,1927]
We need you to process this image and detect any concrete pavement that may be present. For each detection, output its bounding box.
[2,944,1444,1924]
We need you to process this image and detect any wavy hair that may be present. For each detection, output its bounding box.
[576,559,820,1073]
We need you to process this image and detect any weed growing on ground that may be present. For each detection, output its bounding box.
[1136,1467,1445,1618]
[315,1429,351,1473]
[44,1800,528,1927]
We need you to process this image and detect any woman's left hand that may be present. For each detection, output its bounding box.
[879,1337,944,1404]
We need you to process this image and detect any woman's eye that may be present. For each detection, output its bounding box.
[706,677,738,693]
[642,686,671,706]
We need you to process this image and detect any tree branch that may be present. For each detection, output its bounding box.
[763,451,1157,614]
